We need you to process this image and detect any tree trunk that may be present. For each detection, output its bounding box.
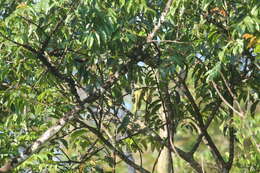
[157,107,174,173]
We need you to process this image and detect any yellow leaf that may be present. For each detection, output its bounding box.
[219,10,227,17]
[133,89,142,113]
[210,7,227,16]
[247,36,257,48]
[16,2,27,9]
[211,7,220,13]
[242,33,254,40]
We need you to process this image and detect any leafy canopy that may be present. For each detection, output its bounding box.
[0,0,259,172]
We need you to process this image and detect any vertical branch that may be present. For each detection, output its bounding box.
[227,117,235,171]
[154,70,175,173]
[112,145,116,173]
[225,66,236,172]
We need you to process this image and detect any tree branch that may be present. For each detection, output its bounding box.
[0,106,82,173]
[76,119,151,173]
[147,0,174,42]
[211,81,243,117]
[189,101,221,155]
[220,72,244,114]
[0,32,38,53]
[0,45,151,172]
[148,40,190,44]
[0,24,82,104]
[148,126,204,173]
[224,67,236,172]
[181,80,226,168]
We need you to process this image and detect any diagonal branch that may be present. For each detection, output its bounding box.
[148,40,190,44]
[76,119,150,173]
[0,32,38,53]
[220,72,244,114]
[1,31,82,104]
[212,81,243,117]
[147,0,174,42]
[0,106,82,173]
[39,0,79,53]
[0,29,82,103]
[189,101,221,155]
[149,127,204,173]
[0,47,150,172]
[181,80,226,168]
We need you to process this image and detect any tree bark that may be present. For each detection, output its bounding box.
[157,107,173,173]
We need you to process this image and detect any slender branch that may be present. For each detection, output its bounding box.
[148,40,191,44]
[39,0,79,53]
[211,81,243,117]
[73,147,104,170]
[152,140,166,173]
[173,147,204,173]
[0,23,82,104]
[225,67,236,172]
[18,15,48,38]
[0,32,38,53]
[220,72,244,114]
[203,11,229,36]
[147,0,174,42]
[76,119,150,173]
[226,118,235,171]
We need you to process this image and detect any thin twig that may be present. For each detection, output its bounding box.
[211,81,243,117]
[18,15,48,37]
[220,72,244,114]
[152,141,165,173]
[148,40,191,44]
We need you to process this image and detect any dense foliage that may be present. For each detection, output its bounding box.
[0,0,259,172]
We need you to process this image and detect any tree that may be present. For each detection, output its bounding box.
[0,0,259,172]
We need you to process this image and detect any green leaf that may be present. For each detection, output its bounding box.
[150,103,161,115]
[251,6,259,17]
[59,139,68,149]
[70,129,88,141]
[118,115,130,133]
[206,62,221,82]
[119,0,125,8]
